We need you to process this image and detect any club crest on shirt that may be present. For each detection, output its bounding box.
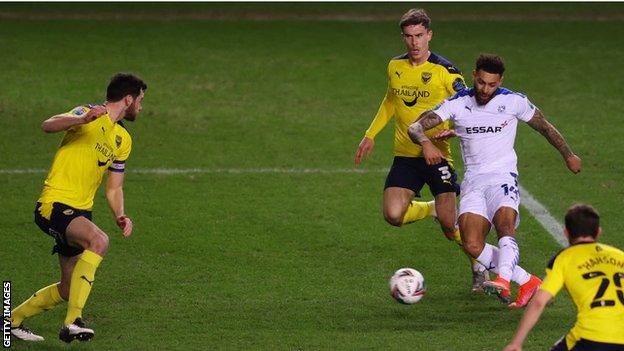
[421,72,432,84]
[115,135,122,148]
[498,105,506,113]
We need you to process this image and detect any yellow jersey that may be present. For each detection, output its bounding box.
[540,242,624,346]
[365,52,466,159]
[38,105,132,210]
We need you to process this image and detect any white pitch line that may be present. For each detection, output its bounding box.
[519,185,567,247]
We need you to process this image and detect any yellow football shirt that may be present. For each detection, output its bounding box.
[38,105,132,211]
[540,242,624,346]
[365,52,466,159]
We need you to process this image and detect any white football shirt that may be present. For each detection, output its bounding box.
[433,87,536,177]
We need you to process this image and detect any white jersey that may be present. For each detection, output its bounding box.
[433,87,536,177]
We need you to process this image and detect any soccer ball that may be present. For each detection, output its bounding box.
[389,268,426,304]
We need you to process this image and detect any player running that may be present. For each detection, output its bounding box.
[504,204,624,351]
[408,53,582,307]
[354,8,488,292]
[9,73,147,343]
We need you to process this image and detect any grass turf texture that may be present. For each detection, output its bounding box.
[1,3,623,350]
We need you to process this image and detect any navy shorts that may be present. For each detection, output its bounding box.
[34,202,92,257]
[384,157,459,197]
[551,337,624,351]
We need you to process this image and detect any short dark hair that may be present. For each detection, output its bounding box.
[106,73,147,102]
[399,8,431,30]
[565,204,600,239]
[476,54,505,76]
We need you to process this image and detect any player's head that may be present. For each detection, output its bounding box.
[106,73,147,121]
[472,54,505,106]
[399,9,432,64]
[564,203,602,242]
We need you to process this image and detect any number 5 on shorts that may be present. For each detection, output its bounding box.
[438,166,451,181]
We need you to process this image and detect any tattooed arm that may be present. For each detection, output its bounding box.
[526,109,582,174]
[408,110,445,165]
[408,110,444,145]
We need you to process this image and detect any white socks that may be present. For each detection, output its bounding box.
[497,236,519,282]
[476,241,530,285]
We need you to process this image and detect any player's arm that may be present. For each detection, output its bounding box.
[355,87,395,165]
[503,290,554,351]
[526,109,581,173]
[106,170,133,237]
[407,110,445,165]
[41,105,107,133]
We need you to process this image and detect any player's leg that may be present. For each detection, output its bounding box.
[433,191,488,292]
[432,192,456,240]
[492,206,542,308]
[10,202,69,342]
[383,157,433,227]
[459,212,515,302]
[10,281,64,341]
[59,216,108,343]
[57,254,79,301]
[492,206,519,283]
[458,212,490,260]
[383,187,419,226]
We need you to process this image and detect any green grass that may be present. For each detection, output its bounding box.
[1,3,623,350]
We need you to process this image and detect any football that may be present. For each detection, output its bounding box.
[389,268,426,304]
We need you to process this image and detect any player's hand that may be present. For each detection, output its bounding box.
[116,215,133,237]
[355,137,374,165]
[433,129,457,141]
[422,141,444,165]
[502,343,522,351]
[81,105,107,124]
[565,154,581,174]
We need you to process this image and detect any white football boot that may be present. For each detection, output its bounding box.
[11,324,45,342]
[59,318,94,343]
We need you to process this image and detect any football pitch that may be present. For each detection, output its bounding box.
[1,3,623,350]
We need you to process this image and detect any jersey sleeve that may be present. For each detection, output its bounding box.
[443,72,467,95]
[109,130,132,173]
[364,65,395,139]
[539,253,566,297]
[65,106,92,132]
[365,92,394,139]
[514,95,537,122]
[432,97,459,122]
[116,132,132,162]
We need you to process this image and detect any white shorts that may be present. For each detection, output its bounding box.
[458,172,521,227]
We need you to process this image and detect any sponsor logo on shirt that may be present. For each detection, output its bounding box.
[465,126,503,134]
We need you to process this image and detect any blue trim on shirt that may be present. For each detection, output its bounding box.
[494,87,526,98]
[392,52,409,60]
[446,88,475,102]
[427,52,462,75]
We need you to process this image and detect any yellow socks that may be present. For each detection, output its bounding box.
[65,250,102,325]
[11,283,64,327]
[401,200,434,225]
